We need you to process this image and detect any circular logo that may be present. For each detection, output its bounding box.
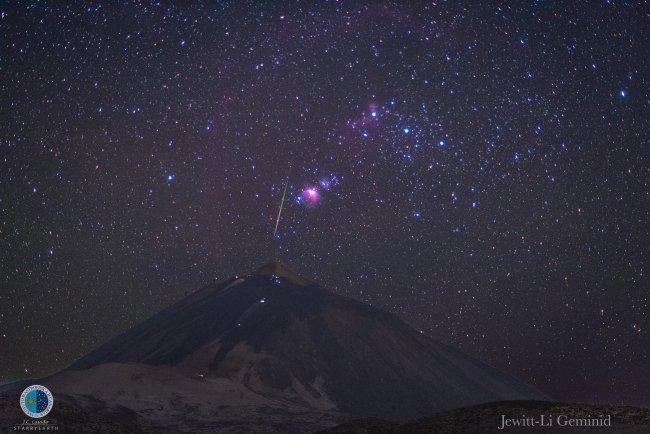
[20,385,53,418]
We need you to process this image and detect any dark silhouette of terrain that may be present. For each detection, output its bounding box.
[5,261,614,433]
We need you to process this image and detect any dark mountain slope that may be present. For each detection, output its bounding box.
[62,261,546,422]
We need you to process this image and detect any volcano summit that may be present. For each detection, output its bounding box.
[0,261,545,432]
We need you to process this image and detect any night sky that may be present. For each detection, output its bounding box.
[1,1,648,407]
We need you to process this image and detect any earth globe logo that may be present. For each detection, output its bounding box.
[20,385,53,418]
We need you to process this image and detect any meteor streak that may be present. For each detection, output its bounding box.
[273,178,289,239]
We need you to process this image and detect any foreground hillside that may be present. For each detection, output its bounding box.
[1,398,648,433]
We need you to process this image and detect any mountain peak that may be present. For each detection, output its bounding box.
[253,259,313,286]
[45,260,545,426]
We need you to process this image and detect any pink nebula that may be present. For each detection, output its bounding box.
[301,187,320,206]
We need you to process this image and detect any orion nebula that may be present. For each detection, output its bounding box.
[300,187,321,207]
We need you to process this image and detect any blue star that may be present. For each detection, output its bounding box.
[403,127,410,134]
[413,211,422,220]
[165,173,175,183]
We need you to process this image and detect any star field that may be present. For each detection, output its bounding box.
[0,1,647,406]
